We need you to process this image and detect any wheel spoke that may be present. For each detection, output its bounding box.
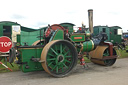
[47,58,56,61]
[55,45,58,52]
[65,59,71,63]
[63,63,68,69]
[62,46,67,53]
[51,65,57,71]
[56,66,58,73]
[64,50,70,56]
[48,53,54,56]
[51,48,58,55]
[48,61,53,66]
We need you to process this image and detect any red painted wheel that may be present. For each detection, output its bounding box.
[49,24,65,31]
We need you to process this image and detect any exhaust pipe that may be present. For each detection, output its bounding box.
[88,9,93,34]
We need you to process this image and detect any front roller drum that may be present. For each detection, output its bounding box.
[90,46,117,66]
[41,40,78,77]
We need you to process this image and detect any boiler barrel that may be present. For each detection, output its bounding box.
[81,40,94,52]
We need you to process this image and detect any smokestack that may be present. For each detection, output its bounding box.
[88,9,93,34]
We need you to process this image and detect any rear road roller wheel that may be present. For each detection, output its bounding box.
[41,40,78,77]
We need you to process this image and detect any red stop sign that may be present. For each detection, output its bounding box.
[0,36,12,52]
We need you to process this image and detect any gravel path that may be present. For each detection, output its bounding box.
[0,58,128,85]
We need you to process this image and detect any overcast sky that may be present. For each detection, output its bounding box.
[0,0,127,32]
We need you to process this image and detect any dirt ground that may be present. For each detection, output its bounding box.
[0,58,128,85]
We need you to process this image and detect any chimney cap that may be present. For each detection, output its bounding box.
[88,9,93,11]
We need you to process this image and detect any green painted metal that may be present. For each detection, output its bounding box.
[109,26,122,44]
[60,23,75,33]
[18,30,43,46]
[82,40,94,52]
[103,50,111,65]
[70,34,85,42]
[0,21,36,41]
[0,25,3,37]
[17,34,21,45]
[0,21,19,38]
[85,29,91,37]
[0,21,20,26]
[50,30,64,41]
[93,26,123,44]
[93,26,110,42]
[21,26,37,32]
[18,47,43,72]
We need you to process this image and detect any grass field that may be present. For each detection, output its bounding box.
[0,59,19,73]
[117,46,128,58]
[0,46,128,73]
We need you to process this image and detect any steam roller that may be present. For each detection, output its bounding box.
[7,9,118,77]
